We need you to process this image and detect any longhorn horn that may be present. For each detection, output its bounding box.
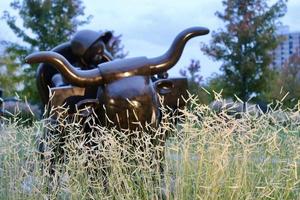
[25,51,103,86]
[26,27,209,86]
[97,27,210,81]
[148,27,209,74]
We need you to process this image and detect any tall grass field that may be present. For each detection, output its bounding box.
[0,97,300,199]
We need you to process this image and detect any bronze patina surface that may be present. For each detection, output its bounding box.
[36,30,113,105]
[26,27,209,129]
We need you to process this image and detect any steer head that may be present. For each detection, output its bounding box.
[25,27,209,130]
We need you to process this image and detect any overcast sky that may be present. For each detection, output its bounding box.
[0,0,299,80]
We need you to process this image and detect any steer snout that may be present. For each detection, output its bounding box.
[100,76,161,130]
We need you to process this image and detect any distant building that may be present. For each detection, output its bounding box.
[271,26,300,68]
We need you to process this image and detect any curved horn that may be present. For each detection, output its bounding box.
[149,27,209,74]
[25,51,103,86]
[97,27,209,81]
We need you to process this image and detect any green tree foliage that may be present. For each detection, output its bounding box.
[202,0,287,102]
[1,0,92,103]
[206,73,228,95]
[0,53,23,97]
[266,51,300,108]
[180,59,210,104]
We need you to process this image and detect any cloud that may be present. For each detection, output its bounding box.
[80,0,224,77]
[0,0,299,78]
[282,0,300,31]
[82,0,224,45]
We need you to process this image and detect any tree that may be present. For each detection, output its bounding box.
[206,73,228,95]
[202,0,287,102]
[180,59,210,104]
[180,59,203,85]
[266,51,300,107]
[1,0,92,102]
[107,32,128,59]
[0,53,23,97]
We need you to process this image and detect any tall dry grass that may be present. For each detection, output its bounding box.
[0,96,300,199]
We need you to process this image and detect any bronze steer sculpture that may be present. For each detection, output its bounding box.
[25,27,209,130]
[25,27,209,190]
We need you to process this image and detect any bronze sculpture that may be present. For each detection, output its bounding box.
[25,27,210,189]
[26,27,209,130]
[35,30,113,106]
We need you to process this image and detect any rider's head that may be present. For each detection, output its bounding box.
[71,30,113,67]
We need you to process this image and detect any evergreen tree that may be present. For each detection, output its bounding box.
[202,0,287,102]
